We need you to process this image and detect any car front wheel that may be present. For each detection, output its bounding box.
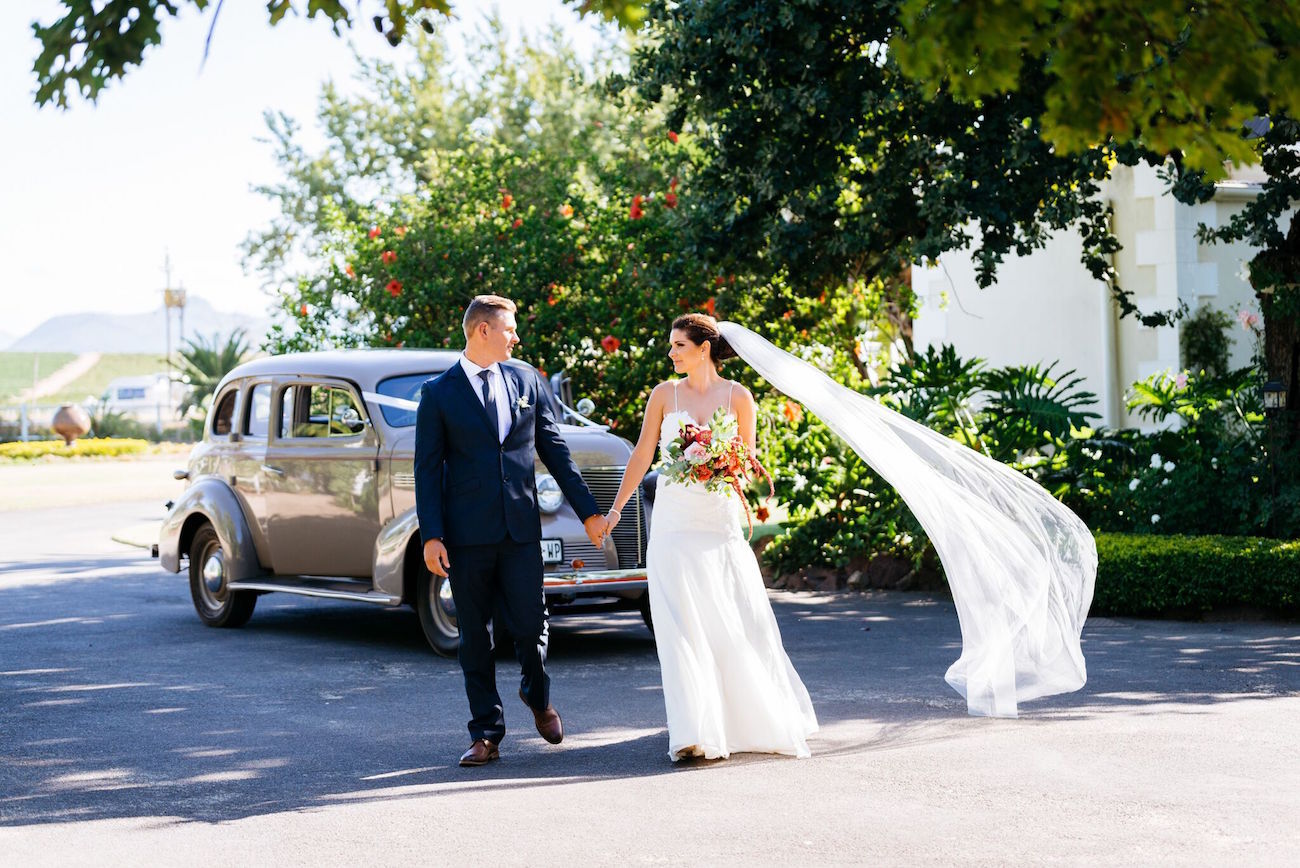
[416,566,459,657]
[188,524,256,628]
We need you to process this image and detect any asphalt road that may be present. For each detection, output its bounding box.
[2,500,1299,866]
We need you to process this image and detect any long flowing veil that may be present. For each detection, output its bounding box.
[719,322,1096,717]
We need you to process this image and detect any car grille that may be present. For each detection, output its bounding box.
[580,466,647,569]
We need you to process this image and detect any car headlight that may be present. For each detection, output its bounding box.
[536,474,563,513]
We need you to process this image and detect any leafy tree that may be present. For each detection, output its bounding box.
[176,328,251,415]
[892,1,1300,177]
[29,0,647,109]
[620,0,1174,329]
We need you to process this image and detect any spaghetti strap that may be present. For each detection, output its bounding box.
[673,381,679,412]
[727,382,735,413]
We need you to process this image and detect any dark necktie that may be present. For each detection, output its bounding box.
[478,370,499,440]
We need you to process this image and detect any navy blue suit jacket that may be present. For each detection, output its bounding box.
[414,360,599,547]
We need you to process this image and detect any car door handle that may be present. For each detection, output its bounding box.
[261,464,285,476]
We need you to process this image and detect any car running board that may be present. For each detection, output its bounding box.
[226,576,403,607]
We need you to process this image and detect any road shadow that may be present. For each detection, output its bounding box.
[2,570,1299,826]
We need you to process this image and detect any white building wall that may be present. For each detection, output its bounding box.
[912,162,1267,431]
[912,226,1120,426]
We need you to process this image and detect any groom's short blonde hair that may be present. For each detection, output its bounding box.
[462,294,517,338]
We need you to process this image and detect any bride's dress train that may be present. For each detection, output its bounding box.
[646,407,818,761]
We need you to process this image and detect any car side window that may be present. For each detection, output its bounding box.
[245,384,272,440]
[281,384,366,439]
[210,389,237,437]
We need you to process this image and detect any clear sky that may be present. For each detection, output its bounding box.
[0,1,607,340]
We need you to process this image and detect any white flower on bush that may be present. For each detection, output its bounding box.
[1163,460,1175,473]
[1128,478,1141,491]
[1151,514,1161,524]
[1237,260,1252,285]
[1149,453,1163,469]
[792,473,808,492]
[1211,457,1219,468]
[683,442,709,464]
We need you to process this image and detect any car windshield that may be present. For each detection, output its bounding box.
[374,373,440,427]
[375,363,560,427]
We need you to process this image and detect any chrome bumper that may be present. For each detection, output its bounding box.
[543,568,647,595]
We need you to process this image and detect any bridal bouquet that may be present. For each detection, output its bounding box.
[660,407,774,538]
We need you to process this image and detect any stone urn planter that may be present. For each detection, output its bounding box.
[51,404,92,445]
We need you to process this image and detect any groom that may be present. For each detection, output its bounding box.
[415,294,608,767]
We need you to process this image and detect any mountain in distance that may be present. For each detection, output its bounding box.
[7,296,272,354]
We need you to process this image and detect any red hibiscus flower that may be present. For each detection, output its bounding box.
[714,275,725,287]
[368,226,381,239]
[395,225,408,236]
[501,193,513,210]
[664,191,678,209]
[668,130,679,144]
[705,297,716,317]
[386,280,402,297]
[345,264,356,278]
[299,303,308,317]
[512,218,523,229]
[601,335,621,353]
[381,250,397,265]
[629,195,644,220]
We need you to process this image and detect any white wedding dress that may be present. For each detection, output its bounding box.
[645,385,819,761]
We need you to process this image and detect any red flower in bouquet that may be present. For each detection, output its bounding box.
[694,465,713,482]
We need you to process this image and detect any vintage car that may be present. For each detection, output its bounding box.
[156,349,654,655]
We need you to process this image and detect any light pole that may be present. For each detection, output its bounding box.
[1263,380,1286,536]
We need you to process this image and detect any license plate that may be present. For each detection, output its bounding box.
[540,539,563,564]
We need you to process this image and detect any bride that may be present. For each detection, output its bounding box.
[605,314,818,762]
[605,312,1095,736]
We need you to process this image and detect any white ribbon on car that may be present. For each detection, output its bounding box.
[362,392,420,412]
[719,321,1096,718]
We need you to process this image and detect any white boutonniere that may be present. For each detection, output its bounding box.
[515,395,531,411]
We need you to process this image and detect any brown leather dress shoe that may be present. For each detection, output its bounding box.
[458,739,500,767]
[520,688,564,744]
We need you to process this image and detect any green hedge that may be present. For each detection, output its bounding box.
[0,438,150,460]
[1094,532,1300,617]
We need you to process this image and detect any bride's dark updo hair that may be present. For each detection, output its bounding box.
[672,313,737,364]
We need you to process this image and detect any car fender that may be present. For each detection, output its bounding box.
[159,477,262,581]
[373,505,421,600]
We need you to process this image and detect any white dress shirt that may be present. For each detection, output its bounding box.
[459,354,511,442]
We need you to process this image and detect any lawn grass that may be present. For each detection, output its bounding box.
[0,352,77,401]
[42,353,170,404]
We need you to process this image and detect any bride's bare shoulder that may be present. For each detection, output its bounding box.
[647,380,676,406]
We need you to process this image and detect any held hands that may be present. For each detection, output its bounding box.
[605,508,622,534]
[423,539,451,577]
[583,514,610,548]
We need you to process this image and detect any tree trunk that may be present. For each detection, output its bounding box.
[1257,213,1300,437]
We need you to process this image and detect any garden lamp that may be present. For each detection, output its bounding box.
[1263,380,1287,413]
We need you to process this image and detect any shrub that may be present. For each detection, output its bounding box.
[1094,532,1300,617]
[0,438,149,460]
